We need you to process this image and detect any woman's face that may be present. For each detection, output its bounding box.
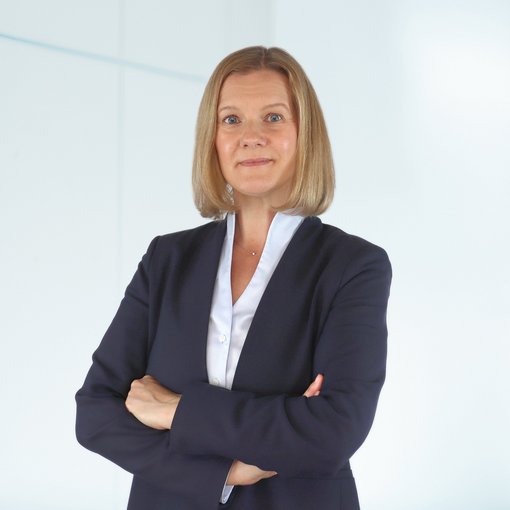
[215,69,298,207]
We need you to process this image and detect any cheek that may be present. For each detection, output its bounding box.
[281,134,298,162]
[215,134,232,162]
[279,125,297,149]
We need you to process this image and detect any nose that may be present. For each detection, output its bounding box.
[240,121,267,148]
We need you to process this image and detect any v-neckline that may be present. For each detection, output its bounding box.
[228,212,277,308]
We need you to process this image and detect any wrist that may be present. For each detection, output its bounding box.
[166,395,181,429]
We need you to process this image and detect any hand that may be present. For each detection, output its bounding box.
[303,373,324,397]
[226,459,277,486]
[125,375,181,430]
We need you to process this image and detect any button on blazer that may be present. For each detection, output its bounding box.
[76,216,392,510]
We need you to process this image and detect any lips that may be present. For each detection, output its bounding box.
[239,158,272,167]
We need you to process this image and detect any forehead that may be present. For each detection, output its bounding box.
[218,69,292,108]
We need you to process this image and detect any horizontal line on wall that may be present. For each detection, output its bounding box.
[0,32,205,83]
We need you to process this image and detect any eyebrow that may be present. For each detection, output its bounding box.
[217,102,291,114]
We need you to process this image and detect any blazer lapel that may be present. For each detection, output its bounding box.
[156,219,227,388]
[231,216,322,392]
[186,220,227,382]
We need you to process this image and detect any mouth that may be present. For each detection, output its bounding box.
[239,158,272,167]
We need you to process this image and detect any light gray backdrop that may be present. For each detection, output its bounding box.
[1,1,509,509]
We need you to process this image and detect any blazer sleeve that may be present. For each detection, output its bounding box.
[75,237,231,507]
[168,243,392,478]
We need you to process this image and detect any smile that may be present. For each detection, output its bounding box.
[239,158,272,167]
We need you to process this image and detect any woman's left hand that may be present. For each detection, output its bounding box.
[303,373,324,397]
[125,375,181,430]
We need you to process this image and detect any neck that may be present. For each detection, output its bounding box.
[234,206,277,251]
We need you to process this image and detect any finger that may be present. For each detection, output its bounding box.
[303,373,320,397]
[303,373,324,398]
[314,373,324,393]
[302,387,313,398]
[302,377,319,397]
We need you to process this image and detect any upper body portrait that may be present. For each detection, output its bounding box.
[76,46,392,510]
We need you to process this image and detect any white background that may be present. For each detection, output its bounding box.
[1,1,509,509]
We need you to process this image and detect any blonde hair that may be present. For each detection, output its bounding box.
[192,46,335,219]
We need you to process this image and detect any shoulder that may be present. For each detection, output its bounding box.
[157,219,225,248]
[307,219,392,305]
[299,217,392,288]
[305,216,390,262]
[143,219,226,265]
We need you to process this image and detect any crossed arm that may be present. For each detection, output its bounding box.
[125,373,324,486]
[76,236,390,505]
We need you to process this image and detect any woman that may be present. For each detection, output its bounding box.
[76,46,392,510]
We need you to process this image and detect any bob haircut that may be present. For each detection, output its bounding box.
[192,46,335,219]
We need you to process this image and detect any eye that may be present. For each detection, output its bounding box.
[222,115,240,125]
[266,113,283,123]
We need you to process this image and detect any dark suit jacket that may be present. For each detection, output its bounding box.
[75,216,392,510]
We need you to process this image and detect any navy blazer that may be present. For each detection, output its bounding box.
[75,216,392,510]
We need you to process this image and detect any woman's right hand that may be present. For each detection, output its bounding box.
[227,373,324,485]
